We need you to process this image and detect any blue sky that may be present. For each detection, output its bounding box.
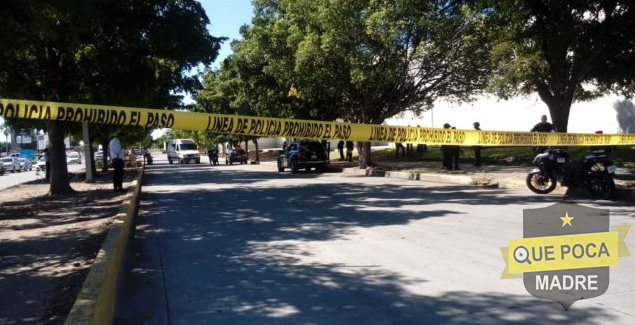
[199,0,254,67]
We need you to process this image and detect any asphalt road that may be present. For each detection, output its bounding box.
[114,156,635,324]
[0,163,84,190]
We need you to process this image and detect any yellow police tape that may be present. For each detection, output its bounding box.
[1,98,635,146]
[501,225,630,278]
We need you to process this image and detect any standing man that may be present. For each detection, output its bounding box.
[43,148,50,181]
[416,125,427,155]
[450,127,461,171]
[395,142,405,158]
[530,115,555,132]
[472,122,482,167]
[405,125,413,156]
[345,141,354,162]
[441,123,451,170]
[109,132,125,192]
[530,115,555,154]
[337,140,345,161]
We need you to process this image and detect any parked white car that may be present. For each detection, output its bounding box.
[18,158,32,171]
[67,151,82,164]
[1,157,20,173]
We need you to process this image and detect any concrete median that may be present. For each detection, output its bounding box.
[64,167,144,325]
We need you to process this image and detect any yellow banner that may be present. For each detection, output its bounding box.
[508,232,619,273]
[2,98,634,146]
[500,225,630,278]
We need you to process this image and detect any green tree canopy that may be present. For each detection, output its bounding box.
[234,0,492,166]
[483,0,635,132]
[0,0,223,194]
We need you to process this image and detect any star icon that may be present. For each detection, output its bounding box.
[561,212,574,227]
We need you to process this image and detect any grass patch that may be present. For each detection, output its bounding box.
[367,145,635,168]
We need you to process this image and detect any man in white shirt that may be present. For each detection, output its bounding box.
[109,132,125,192]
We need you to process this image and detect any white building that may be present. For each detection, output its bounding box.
[386,93,635,134]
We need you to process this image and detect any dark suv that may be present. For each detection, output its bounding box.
[226,149,248,164]
[278,141,329,173]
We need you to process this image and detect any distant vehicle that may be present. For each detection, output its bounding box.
[132,148,146,156]
[9,153,20,158]
[18,158,32,171]
[166,139,200,164]
[66,151,82,164]
[94,151,104,160]
[277,141,329,173]
[225,149,248,165]
[1,157,20,173]
[36,157,46,171]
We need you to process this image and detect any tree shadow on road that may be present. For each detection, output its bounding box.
[115,168,622,324]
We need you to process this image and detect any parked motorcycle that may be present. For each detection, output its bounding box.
[526,149,616,199]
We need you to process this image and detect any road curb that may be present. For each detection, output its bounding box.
[64,167,144,325]
[342,167,634,200]
[342,167,473,185]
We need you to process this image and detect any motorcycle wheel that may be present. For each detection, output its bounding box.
[526,173,557,194]
[586,173,615,200]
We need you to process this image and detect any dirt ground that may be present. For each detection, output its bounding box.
[0,170,137,325]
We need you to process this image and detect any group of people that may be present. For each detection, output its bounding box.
[426,115,558,171]
[440,123,470,171]
[337,140,355,162]
[395,125,428,158]
[438,122,482,171]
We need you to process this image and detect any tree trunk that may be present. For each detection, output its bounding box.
[89,143,97,176]
[536,83,573,132]
[253,138,260,162]
[101,139,109,173]
[548,101,570,133]
[356,142,376,168]
[47,121,74,195]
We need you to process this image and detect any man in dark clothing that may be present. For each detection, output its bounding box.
[531,115,555,132]
[207,147,219,165]
[395,143,405,158]
[345,141,354,162]
[416,125,427,155]
[337,140,345,161]
[441,123,451,169]
[530,115,554,154]
[449,127,461,170]
[472,122,482,167]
